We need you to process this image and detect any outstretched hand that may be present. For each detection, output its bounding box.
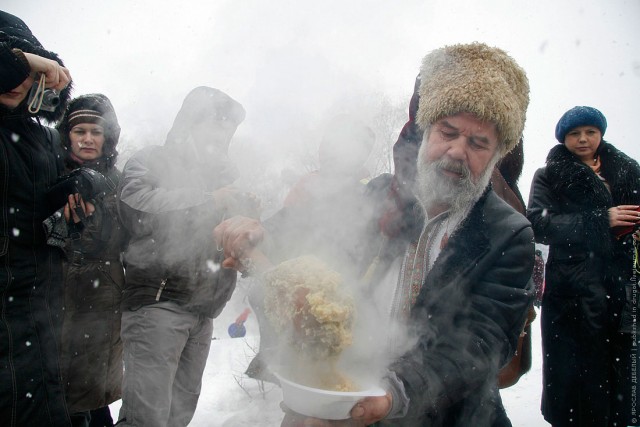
[213,215,266,272]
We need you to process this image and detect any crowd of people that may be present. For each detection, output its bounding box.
[1,9,639,427]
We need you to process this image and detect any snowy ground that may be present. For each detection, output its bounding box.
[110,280,549,426]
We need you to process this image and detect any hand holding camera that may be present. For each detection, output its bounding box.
[27,73,60,113]
[63,193,95,224]
[47,167,113,217]
[23,52,71,91]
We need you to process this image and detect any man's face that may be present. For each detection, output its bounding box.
[189,116,238,156]
[416,112,501,213]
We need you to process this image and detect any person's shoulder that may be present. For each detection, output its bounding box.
[124,145,162,164]
[602,142,640,169]
[484,190,531,230]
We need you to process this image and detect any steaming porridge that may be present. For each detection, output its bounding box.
[264,255,356,391]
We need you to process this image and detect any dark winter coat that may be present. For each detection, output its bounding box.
[382,74,534,394]
[0,13,72,426]
[526,141,640,426]
[59,164,128,412]
[364,187,534,426]
[53,93,127,413]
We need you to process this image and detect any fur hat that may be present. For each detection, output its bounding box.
[0,11,71,122]
[416,42,529,154]
[554,106,607,143]
[57,94,120,169]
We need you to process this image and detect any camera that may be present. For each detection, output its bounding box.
[47,167,114,210]
[27,78,60,112]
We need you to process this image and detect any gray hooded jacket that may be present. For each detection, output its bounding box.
[117,87,245,318]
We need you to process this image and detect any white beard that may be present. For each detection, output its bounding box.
[415,149,499,218]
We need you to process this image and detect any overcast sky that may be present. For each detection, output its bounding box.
[5,0,640,203]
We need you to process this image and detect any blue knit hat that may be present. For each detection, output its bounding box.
[555,106,607,143]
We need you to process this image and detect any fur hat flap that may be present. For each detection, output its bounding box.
[417,43,529,154]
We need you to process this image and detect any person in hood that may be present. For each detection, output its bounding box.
[0,10,73,427]
[527,106,640,426]
[283,114,375,208]
[216,42,535,427]
[116,86,258,427]
[52,94,128,427]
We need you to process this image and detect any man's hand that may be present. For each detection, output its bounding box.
[349,394,392,426]
[213,216,265,270]
[23,52,71,91]
[608,205,640,228]
[279,393,392,427]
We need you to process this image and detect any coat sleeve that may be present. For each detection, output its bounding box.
[526,167,608,247]
[0,43,30,93]
[389,223,534,420]
[117,148,218,238]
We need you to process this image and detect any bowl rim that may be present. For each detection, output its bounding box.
[274,372,387,397]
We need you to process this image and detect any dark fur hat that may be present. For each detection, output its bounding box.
[417,42,529,154]
[57,93,120,169]
[0,11,71,122]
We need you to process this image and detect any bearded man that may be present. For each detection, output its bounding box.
[214,43,535,427]
[336,42,535,427]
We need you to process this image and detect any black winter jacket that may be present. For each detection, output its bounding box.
[528,142,640,303]
[370,189,534,426]
[0,38,72,426]
[527,142,640,425]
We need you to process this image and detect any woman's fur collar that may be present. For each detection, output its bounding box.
[545,142,640,207]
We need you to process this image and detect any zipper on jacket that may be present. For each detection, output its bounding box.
[155,279,167,301]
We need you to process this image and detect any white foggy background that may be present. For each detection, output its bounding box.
[5,0,640,210]
[4,1,639,425]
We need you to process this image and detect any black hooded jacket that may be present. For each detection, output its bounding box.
[0,11,72,427]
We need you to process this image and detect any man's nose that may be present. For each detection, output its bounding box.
[446,137,467,160]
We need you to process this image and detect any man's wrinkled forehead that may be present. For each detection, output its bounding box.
[434,117,497,144]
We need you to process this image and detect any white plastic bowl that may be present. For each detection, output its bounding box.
[275,373,386,420]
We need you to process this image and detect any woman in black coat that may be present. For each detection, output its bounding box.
[55,94,128,427]
[0,11,73,427]
[527,106,640,426]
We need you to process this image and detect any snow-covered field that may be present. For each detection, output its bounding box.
[110,281,549,426]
